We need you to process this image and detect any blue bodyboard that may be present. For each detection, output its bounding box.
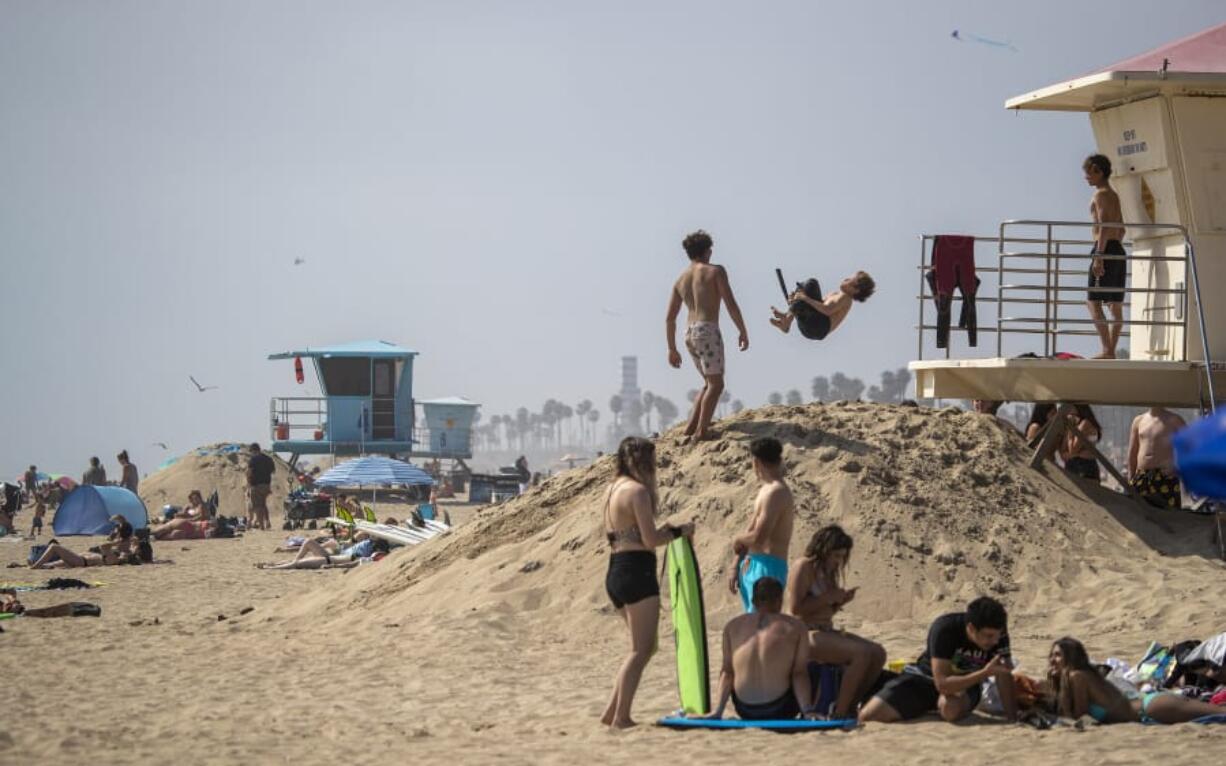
[657,716,857,731]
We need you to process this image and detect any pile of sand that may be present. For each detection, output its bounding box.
[139,443,295,520]
[273,401,1226,637]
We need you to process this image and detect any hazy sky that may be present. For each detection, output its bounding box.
[2,1,1222,478]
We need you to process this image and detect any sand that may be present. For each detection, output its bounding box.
[139,444,297,520]
[3,402,1225,765]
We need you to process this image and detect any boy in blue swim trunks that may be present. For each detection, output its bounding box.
[729,437,795,613]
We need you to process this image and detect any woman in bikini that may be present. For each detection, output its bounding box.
[30,538,152,568]
[1047,637,1223,723]
[786,525,886,719]
[1060,404,1103,483]
[151,515,214,540]
[600,436,694,729]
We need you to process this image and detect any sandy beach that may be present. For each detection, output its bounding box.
[3,403,1225,765]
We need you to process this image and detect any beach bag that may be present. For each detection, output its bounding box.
[1129,642,1178,687]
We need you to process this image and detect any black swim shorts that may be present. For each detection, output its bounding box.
[1088,240,1127,304]
[605,550,659,609]
[872,672,982,721]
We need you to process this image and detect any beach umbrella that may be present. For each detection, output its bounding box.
[1174,410,1226,499]
[52,475,77,490]
[314,456,434,510]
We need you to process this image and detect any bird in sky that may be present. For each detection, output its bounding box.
[189,375,219,392]
[951,29,1018,52]
[293,257,306,266]
[152,442,169,450]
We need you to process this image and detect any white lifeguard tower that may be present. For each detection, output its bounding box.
[910,22,1226,411]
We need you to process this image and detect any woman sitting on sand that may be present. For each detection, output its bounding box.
[786,525,886,719]
[256,536,389,570]
[30,538,153,569]
[1047,637,1223,723]
[600,436,695,729]
[182,490,211,520]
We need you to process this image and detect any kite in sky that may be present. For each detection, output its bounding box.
[951,30,1018,52]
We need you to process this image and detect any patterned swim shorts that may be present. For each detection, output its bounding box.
[684,322,725,376]
[1130,468,1182,509]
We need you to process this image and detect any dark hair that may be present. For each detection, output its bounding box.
[749,437,783,466]
[90,456,101,467]
[1048,636,1097,717]
[1027,403,1056,430]
[804,525,853,588]
[1083,154,1112,179]
[135,539,153,563]
[372,538,391,555]
[249,443,261,452]
[614,436,658,512]
[751,576,784,607]
[112,519,133,541]
[117,450,129,463]
[682,230,713,260]
[1071,403,1102,440]
[851,272,876,302]
[966,595,1008,631]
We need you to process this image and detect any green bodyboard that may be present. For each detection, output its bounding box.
[667,537,710,715]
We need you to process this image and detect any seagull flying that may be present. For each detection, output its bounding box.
[189,375,219,392]
[293,257,306,266]
[152,442,169,450]
[951,29,1018,52]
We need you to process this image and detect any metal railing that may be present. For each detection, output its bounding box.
[268,397,473,455]
[915,220,1216,408]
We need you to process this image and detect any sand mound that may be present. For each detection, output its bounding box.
[271,402,1226,637]
[140,443,295,520]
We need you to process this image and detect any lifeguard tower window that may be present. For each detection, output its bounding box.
[319,358,371,397]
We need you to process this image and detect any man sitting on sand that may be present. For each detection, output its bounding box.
[666,229,749,443]
[769,272,875,340]
[859,596,1017,724]
[705,578,814,721]
[1128,406,1187,509]
[730,438,794,613]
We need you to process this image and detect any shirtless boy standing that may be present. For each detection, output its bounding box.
[1128,407,1188,509]
[1084,154,1127,359]
[730,437,795,613]
[666,230,749,442]
[769,272,875,340]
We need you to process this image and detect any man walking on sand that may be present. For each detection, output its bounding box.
[246,443,275,531]
[1128,407,1187,509]
[704,578,814,721]
[666,229,749,443]
[730,437,794,613]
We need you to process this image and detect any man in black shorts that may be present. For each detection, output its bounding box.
[859,596,1018,723]
[1083,154,1127,359]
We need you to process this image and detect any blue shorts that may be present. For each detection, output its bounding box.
[738,553,788,613]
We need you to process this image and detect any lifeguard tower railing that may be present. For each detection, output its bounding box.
[268,396,472,457]
[915,220,1216,406]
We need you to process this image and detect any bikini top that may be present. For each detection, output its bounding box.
[604,480,644,547]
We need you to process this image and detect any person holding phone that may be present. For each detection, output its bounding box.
[786,525,886,720]
[859,596,1018,723]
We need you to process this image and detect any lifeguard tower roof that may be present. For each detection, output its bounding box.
[268,339,417,360]
[1006,21,1226,111]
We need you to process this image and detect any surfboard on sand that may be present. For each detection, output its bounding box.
[666,536,709,716]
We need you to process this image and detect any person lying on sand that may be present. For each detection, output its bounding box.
[860,596,1017,724]
[769,272,875,340]
[2,589,101,617]
[787,525,885,719]
[30,539,153,569]
[703,577,814,721]
[256,536,389,570]
[151,516,215,541]
[1047,637,1224,723]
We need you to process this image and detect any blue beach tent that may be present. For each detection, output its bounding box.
[53,486,149,535]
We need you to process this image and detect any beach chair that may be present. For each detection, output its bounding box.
[417,503,436,522]
[361,506,377,523]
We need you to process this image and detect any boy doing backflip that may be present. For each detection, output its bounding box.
[770,272,875,340]
[666,230,749,442]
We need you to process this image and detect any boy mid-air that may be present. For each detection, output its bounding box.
[769,272,875,340]
[666,230,749,443]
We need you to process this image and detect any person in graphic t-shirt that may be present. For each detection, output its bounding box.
[859,596,1018,723]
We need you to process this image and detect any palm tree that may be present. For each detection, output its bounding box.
[588,409,601,445]
[786,389,803,406]
[768,392,783,406]
[558,402,574,446]
[719,390,731,416]
[811,376,830,402]
[576,400,592,444]
[609,395,623,429]
[731,399,745,414]
[655,397,679,430]
[642,391,656,433]
[516,407,530,449]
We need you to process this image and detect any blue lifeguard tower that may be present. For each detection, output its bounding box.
[267,340,478,466]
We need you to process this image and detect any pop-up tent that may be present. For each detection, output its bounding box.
[53,485,148,535]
